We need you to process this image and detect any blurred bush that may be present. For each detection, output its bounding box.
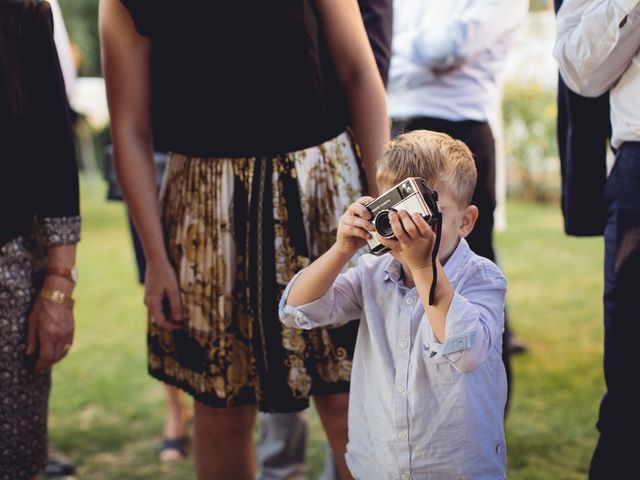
[59,0,100,76]
[503,82,560,202]
[530,0,552,11]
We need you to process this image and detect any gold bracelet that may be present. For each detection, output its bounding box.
[40,288,75,310]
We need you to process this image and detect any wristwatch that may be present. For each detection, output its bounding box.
[46,266,79,284]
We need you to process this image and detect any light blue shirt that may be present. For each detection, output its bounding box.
[280,238,508,480]
[387,0,527,122]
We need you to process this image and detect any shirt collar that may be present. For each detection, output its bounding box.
[443,237,470,282]
[383,255,403,284]
[382,237,470,284]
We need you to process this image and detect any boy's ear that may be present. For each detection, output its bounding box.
[459,205,478,238]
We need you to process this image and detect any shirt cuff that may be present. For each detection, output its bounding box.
[422,292,477,358]
[424,330,476,357]
[280,304,313,329]
[278,270,335,329]
[35,216,81,246]
[615,0,640,15]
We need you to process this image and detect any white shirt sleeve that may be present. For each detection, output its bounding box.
[410,0,528,69]
[554,0,640,97]
[279,265,363,329]
[47,0,77,98]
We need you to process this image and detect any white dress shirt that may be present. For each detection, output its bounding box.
[280,239,508,480]
[47,0,77,98]
[387,0,527,122]
[554,0,640,148]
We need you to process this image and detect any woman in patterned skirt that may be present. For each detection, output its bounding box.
[100,0,388,478]
[0,1,81,478]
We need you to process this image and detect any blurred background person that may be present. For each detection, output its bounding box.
[386,0,529,411]
[553,0,610,239]
[0,0,81,478]
[554,1,640,477]
[99,1,388,479]
[49,0,76,98]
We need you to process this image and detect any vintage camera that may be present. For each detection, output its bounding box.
[364,177,441,255]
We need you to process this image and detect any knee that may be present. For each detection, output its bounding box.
[315,393,348,412]
[194,402,256,432]
[314,393,349,432]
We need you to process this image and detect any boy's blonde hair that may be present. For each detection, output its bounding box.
[376,130,477,207]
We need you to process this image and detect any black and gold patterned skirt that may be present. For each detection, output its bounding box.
[148,132,364,412]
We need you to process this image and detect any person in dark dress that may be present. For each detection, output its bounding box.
[99,0,389,478]
[0,1,81,478]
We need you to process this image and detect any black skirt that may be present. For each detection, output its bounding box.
[149,131,364,412]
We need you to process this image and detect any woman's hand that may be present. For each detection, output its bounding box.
[377,210,436,272]
[336,196,375,256]
[26,276,75,372]
[144,258,186,330]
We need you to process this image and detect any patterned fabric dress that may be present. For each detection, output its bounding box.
[0,218,80,480]
[148,131,364,412]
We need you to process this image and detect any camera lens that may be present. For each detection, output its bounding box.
[374,209,395,239]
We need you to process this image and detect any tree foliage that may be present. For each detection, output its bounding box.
[58,0,101,77]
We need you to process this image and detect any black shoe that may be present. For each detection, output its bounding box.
[508,335,528,355]
[42,453,76,478]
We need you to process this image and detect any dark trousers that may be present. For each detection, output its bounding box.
[392,116,512,411]
[590,142,640,479]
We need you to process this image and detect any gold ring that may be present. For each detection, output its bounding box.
[63,344,71,353]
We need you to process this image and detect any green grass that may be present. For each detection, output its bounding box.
[47,178,605,479]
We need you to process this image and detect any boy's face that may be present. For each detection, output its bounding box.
[377,182,477,266]
[435,188,473,264]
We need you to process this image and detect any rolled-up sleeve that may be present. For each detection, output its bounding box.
[422,264,507,374]
[554,0,640,97]
[279,265,363,329]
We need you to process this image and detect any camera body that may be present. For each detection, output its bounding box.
[364,177,441,255]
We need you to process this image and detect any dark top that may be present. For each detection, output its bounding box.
[0,0,80,247]
[358,0,392,86]
[120,0,350,158]
[554,0,610,237]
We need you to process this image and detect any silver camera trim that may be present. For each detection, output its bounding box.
[365,177,437,255]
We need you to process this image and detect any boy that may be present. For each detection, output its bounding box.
[279,130,508,479]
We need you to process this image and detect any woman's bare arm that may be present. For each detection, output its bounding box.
[315,0,390,196]
[99,0,184,326]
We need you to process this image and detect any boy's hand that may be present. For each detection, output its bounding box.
[336,196,375,256]
[377,210,436,271]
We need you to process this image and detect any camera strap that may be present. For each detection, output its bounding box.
[428,203,443,306]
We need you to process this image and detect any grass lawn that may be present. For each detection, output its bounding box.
[46,177,605,479]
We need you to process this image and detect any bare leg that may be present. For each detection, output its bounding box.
[193,401,257,480]
[314,393,353,480]
[160,384,190,461]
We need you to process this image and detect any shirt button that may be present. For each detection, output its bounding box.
[399,340,409,350]
[396,384,406,393]
[405,297,415,305]
[296,311,303,318]
[398,431,407,440]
